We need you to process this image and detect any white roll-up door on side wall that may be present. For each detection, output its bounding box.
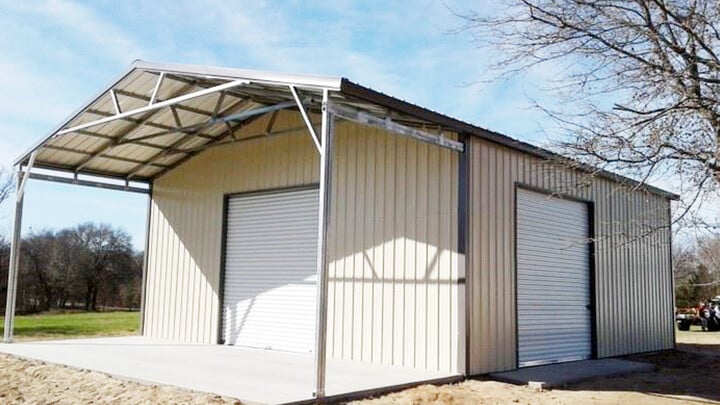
[516,189,592,367]
[222,188,319,353]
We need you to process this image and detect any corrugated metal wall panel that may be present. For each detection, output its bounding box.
[144,111,320,344]
[326,125,461,373]
[468,138,674,375]
[144,110,462,373]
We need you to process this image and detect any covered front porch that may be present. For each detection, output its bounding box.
[3,61,466,402]
[0,336,458,404]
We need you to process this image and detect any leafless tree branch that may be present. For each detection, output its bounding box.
[460,0,720,233]
[0,168,13,206]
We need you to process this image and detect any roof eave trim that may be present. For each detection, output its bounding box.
[132,60,343,91]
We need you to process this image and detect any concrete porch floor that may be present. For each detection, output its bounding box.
[489,358,655,389]
[0,336,457,404]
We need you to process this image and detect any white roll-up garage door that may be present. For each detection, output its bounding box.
[221,187,319,353]
[516,189,592,367]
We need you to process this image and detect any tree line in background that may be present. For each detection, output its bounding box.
[0,223,142,314]
[674,236,720,308]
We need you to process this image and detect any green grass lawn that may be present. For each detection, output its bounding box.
[0,311,140,341]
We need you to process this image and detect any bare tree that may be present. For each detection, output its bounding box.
[459,0,720,228]
[0,168,12,206]
[0,236,9,310]
[20,231,58,312]
[59,223,135,311]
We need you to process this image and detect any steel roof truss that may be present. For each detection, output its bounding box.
[70,129,188,152]
[56,78,250,136]
[109,89,121,115]
[328,104,464,152]
[28,172,149,194]
[213,91,226,117]
[43,145,169,168]
[148,72,164,105]
[83,111,215,141]
[16,152,36,201]
[125,99,298,179]
[170,105,183,127]
[73,82,198,173]
[114,88,216,118]
[290,86,321,152]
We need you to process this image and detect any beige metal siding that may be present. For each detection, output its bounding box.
[144,111,320,344]
[144,111,462,373]
[468,138,674,375]
[327,124,462,373]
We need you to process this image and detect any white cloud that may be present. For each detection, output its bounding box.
[10,0,147,64]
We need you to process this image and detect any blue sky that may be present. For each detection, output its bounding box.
[0,0,566,248]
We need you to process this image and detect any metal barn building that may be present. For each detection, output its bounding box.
[3,61,677,401]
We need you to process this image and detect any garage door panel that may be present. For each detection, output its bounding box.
[222,188,319,353]
[516,189,592,367]
[517,235,588,246]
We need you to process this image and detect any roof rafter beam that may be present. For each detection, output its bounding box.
[114,131,186,146]
[27,172,149,194]
[43,145,170,168]
[85,109,216,139]
[56,78,250,136]
[124,99,298,180]
[328,104,464,152]
[120,99,295,148]
[116,96,250,145]
[70,129,189,152]
[114,88,217,118]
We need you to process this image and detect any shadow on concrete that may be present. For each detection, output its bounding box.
[558,349,720,403]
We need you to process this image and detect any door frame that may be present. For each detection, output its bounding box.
[217,183,320,345]
[513,183,597,368]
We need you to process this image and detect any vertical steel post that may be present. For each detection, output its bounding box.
[313,89,334,398]
[3,170,25,343]
[138,183,153,336]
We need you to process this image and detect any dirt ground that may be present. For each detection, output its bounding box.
[0,327,716,404]
[0,353,240,405]
[354,326,720,405]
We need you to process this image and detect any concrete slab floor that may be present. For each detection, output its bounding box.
[489,358,655,389]
[0,336,456,404]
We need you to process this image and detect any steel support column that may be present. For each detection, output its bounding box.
[139,183,153,336]
[3,170,26,343]
[313,89,334,398]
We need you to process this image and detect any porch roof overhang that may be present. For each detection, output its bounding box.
[13,60,679,200]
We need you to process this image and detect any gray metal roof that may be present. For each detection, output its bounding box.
[13,60,679,199]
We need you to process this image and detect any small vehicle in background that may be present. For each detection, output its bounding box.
[676,308,696,331]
